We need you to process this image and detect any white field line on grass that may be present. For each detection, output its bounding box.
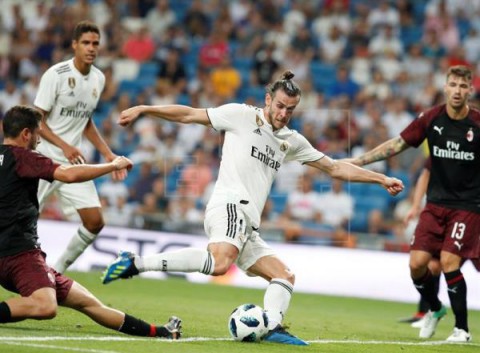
[0,336,478,347]
[1,341,120,353]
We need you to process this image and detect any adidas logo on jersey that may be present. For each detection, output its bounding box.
[253,128,262,135]
[68,91,75,97]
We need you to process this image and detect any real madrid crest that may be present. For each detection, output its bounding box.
[466,128,474,142]
[255,114,264,127]
[93,88,98,99]
[68,77,76,89]
[280,142,289,152]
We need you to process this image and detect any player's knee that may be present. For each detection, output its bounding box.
[83,220,104,235]
[409,259,427,277]
[278,270,295,285]
[440,257,461,273]
[212,259,232,276]
[35,301,58,320]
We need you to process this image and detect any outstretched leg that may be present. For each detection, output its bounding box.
[62,282,181,338]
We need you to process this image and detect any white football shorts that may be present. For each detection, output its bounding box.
[204,203,275,272]
[38,178,101,213]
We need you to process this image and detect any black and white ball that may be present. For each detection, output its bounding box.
[228,304,269,342]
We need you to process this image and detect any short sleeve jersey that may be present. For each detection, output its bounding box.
[0,145,59,257]
[34,58,105,163]
[206,103,324,225]
[401,104,480,213]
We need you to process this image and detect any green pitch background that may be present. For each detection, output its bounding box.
[1,271,478,353]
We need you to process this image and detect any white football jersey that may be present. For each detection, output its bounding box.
[34,58,105,163]
[206,103,324,226]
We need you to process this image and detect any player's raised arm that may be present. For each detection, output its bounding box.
[346,136,410,167]
[118,105,212,127]
[307,156,404,196]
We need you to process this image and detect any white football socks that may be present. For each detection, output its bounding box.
[264,278,294,330]
[135,248,215,275]
[54,225,98,273]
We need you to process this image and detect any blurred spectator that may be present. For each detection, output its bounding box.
[360,70,392,101]
[251,44,280,86]
[463,28,480,64]
[102,196,135,228]
[281,174,322,224]
[133,192,167,230]
[318,25,347,63]
[374,49,402,83]
[330,65,360,101]
[317,179,354,229]
[129,162,161,203]
[213,5,236,41]
[164,182,204,233]
[183,0,210,39]
[209,56,241,103]
[199,29,229,69]
[290,25,315,60]
[381,98,414,139]
[422,29,447,59]
[122,25,156,62]
[311,2,351,41]
[283,2,307,38]
[367,1,400,34]
[99,178,130,208]
[274,161,307,194]
[281,47,310,83]
[0,80,22,115]
[180,146,213,199]
[424,2,460,52]
[21,74,41,104]
[156,49,187,95]
[145,0,176,39]
[402,44,433,83]
[391,70,421,102]
[368,24,403,58]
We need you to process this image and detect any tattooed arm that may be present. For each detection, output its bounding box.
[349,136,411,166]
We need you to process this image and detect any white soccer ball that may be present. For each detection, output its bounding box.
[228,303,269,342]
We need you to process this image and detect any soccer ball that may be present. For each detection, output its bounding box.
[228,304,269,342]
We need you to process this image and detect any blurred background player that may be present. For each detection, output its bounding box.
[0,105,181,339]
[34,21,126,273]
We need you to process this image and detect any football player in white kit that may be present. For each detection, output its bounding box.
[34,21,126,273]
[102,71,404,345]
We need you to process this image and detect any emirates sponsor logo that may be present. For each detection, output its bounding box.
[432,141,475,161]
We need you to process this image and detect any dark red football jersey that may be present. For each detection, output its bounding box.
[0,145,59,257]
[401,104,480,213]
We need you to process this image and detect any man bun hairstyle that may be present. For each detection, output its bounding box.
[2,105,42,138]
[267,70,302,98]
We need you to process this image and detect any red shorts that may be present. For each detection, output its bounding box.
[0,249,73,302]
[411,203,480,259]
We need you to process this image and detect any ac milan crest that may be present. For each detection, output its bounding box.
[466,128,474,142]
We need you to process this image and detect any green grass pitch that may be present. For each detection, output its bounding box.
[1,271,479,353]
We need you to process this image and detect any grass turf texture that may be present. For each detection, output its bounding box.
[1,271,479,353]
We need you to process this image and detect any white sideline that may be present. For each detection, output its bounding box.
[1,336,478,346]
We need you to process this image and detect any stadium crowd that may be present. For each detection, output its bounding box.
[1,0,480,250]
